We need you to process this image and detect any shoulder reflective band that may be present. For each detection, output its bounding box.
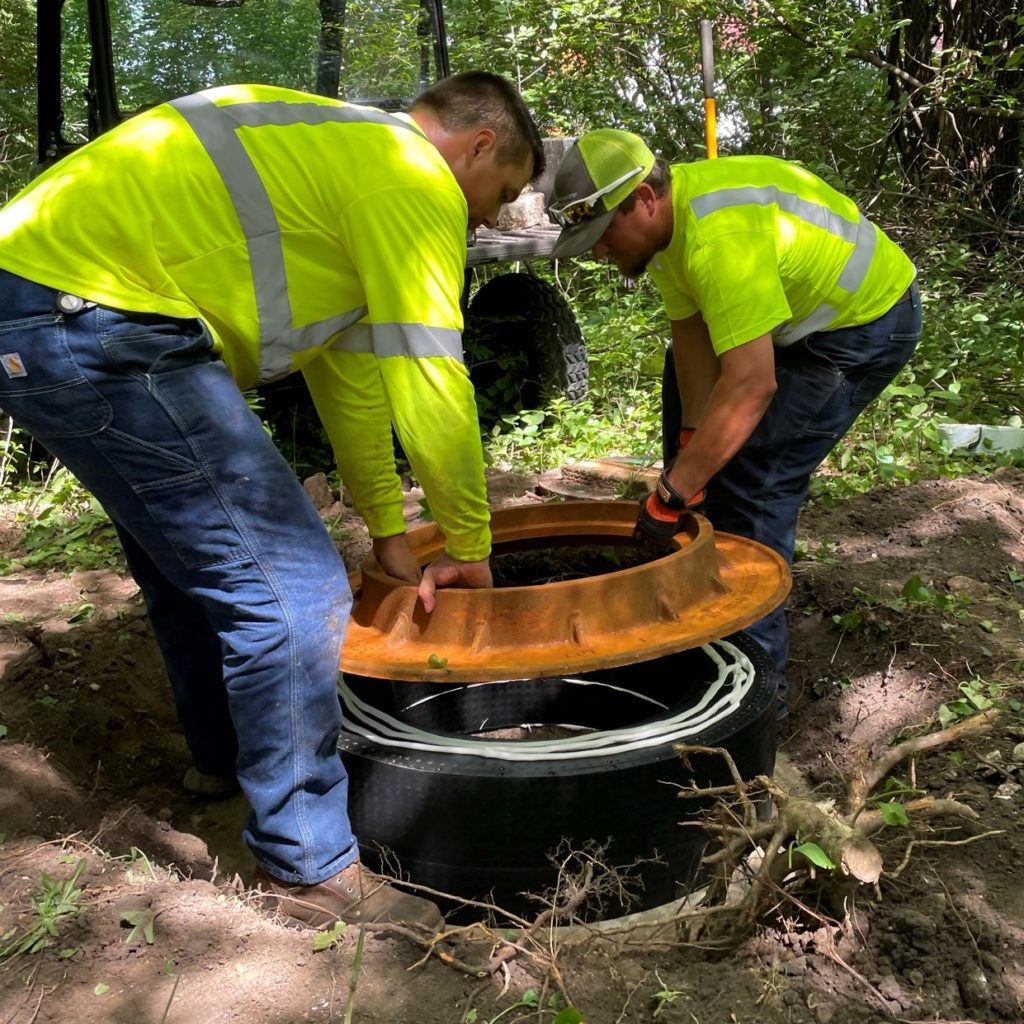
[169,94,424,382]
[690,185,877,344]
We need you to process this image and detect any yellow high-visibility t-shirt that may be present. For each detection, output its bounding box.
[648,157,916,354]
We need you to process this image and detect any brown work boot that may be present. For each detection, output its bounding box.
[252,860,444,932]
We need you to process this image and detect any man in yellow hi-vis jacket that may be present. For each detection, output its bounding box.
[0,72,543,931]
[548,129,921,724]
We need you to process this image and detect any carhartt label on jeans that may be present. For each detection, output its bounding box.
[1,353,27,378]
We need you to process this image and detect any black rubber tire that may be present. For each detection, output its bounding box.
[339,634,776,922]
[463,273,588,426]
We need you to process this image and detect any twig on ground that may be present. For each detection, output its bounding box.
[886,831,1006,879]
[160,973,181,1024]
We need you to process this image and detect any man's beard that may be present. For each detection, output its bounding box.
[620,251,654,279]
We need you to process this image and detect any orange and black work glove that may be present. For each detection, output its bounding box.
[635,472,706,548]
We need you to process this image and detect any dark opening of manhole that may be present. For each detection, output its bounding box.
[339,633,777,923]
[489,538,657,587]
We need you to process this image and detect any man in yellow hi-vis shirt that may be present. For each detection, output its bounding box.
[549,130,921,723]
[0,72,543,931]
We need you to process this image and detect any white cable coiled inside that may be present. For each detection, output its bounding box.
[338,639,755,762]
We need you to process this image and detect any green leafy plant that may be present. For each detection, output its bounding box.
[120,908,157,946]
[793,538,840,563]
[0,858,88,960]
[312,920,347,952]
[788,840,836,871]
[831,574,973,636]
[67,602,96,625]
[874,800,910,827]
[0,469,121,575]
[651,972,689,1017]
[938,678,1021,728]
[466,988,583,1024]
[343,925,367,1024]
[416,497,436,522]
[810,674,852,698]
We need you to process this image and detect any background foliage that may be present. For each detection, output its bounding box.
[0,0,1022,560]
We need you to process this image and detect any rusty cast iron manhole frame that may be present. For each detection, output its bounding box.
[342,500,791,682]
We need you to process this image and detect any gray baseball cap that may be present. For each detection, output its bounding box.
[548,129,656,258]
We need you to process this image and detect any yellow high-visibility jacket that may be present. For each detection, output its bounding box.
[0,84,490,559]
[648,157,916,354]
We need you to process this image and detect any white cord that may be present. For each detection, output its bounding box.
[337,640,755,762]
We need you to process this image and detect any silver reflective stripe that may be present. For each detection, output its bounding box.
[691,185,878,344]
[773,303,838,345]
[330,324,373,353]
[168,94,419,383]
[330,322,464,362]
[216,101,421,132]
[835,215,877,294]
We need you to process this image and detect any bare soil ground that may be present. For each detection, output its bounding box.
[1,466,1023,1024]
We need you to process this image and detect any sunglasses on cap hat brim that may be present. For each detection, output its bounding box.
[548,165,646,227]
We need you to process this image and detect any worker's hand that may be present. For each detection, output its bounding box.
[372,535,422,584]
[634,472,705,549]
[678,426,696,452]
[417,553,493,614]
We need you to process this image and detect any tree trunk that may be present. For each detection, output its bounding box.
[317,0,348,99]
[889,0,1022,222]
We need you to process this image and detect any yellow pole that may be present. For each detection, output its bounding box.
[700,19,718,159]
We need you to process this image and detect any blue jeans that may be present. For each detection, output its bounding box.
[0,269,356,884]
[662,284,923,689]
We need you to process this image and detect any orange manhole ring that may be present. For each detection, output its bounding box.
[343,500,791,682]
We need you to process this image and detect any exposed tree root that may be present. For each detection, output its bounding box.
[670,710,1000,948]
[383,840,629,1014]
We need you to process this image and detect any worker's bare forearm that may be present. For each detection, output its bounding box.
[665,333,777,501]
[670,314,719,425]
[666,388,774,500]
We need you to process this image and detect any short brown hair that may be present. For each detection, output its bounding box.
[617,157,672,212]
[411,71,545,178]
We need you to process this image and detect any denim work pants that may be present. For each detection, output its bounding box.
[0,269,356,884]
[662,285,923,687]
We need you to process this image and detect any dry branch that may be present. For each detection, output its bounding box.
[847,708,999,813]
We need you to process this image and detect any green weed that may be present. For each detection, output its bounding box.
[465,989,583,1024]
[0,468,121,575]
[938,678,1022,728]
[651,972,690,1017]
[0,858,88,960]
[810,674,852,698]
[830,574,972,636]
[793,538,841,564]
